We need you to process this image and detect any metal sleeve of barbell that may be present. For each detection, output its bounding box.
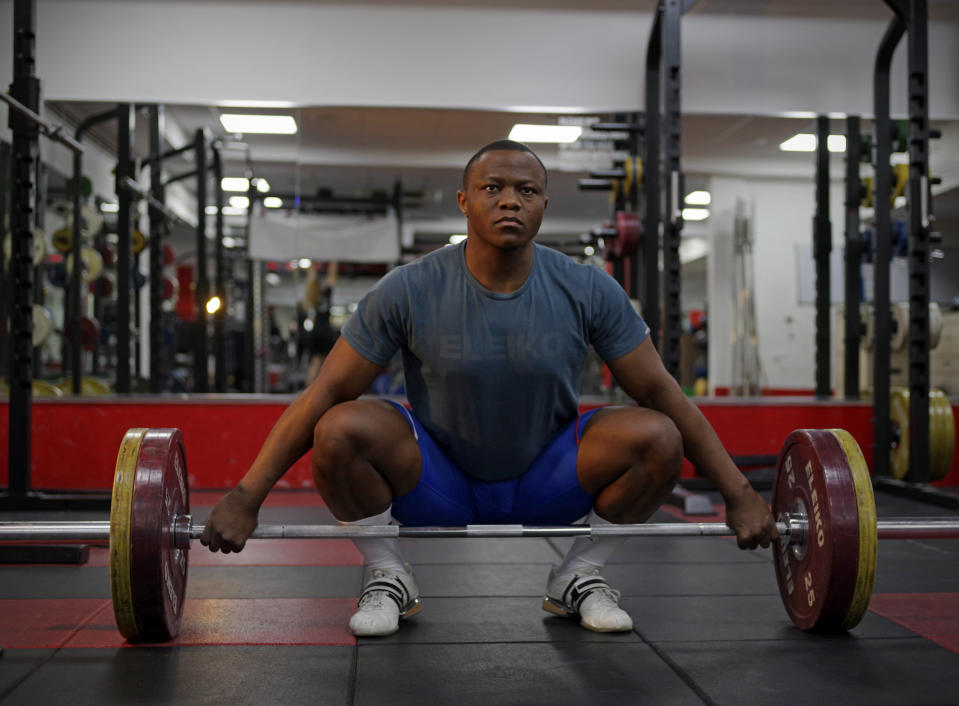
[876,519,959,539]
[0,521,112,541]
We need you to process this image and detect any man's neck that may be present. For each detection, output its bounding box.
[463,240,534,294]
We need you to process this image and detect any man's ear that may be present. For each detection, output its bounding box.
[456,189,468,216]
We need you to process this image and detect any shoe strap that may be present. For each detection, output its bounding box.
[359,573,412,610]
[563,575,616,613]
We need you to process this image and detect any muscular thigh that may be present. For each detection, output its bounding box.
[316,398,422,496]
[576,405,675,495]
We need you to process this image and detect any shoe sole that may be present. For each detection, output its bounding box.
[542,596,633,633]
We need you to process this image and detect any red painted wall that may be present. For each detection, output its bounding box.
[0,396,956,491]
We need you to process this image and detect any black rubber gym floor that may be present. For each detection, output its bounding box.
[2,488,959,706]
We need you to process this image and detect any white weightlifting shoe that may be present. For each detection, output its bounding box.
[349,566,421,637]
[542,565,633,633]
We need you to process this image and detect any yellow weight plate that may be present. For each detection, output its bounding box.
[111,428,148,640]
[65,247,104,283]
[889,388,910,479]
[623,156,643,193]
[4,228,48,265]
[51,228,73,254]
[830,429,877,630]
[32,304,54,347]
[930,390,946,481]
[944,397,956,480]
[132,229,148,255]
[932,391,955,481]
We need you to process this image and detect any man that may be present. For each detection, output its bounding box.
[201,140,777,637]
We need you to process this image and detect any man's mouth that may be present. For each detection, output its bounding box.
[496,217,522,225]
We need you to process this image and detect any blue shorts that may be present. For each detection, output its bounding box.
[385,401,599,526]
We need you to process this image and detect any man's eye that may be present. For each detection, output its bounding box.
[484,185,499,192]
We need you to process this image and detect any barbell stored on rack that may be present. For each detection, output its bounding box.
[1,427,958,643]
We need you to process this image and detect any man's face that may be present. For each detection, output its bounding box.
[457,150,548,251]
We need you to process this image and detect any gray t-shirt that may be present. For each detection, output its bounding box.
[342,242,649,481]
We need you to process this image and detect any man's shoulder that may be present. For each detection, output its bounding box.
[534,243,601,284]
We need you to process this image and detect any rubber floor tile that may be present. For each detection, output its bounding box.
[185,565,363,598]
[869,592,959,654]
[0,598,111,648]
[355,642,704,706]
[82,539,363,567]
[0,646,353,706]
[67,598,358,647]
[656,637,959,706]
[357,595,640,644]
[619,594,915,642]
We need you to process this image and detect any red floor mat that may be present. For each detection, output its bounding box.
[868,593,959,654]
[0,598,357,648]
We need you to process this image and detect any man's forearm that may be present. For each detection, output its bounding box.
[648,385,751,501]
[235,387,339,506]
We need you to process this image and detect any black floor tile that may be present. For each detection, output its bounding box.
[186,565,364,598]
[0,646,354,706]
[659,637,959,706]
[601,536,770,564]
[0,648,57,701]
[0,567,110,599]
[413,563,555,597]
[360,596,639,645]
[601,561,780,597]
[355,642,704,706]
[619,594,916,642]
[396,537,562,565]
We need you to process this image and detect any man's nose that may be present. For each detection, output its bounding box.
[498,188,521,208]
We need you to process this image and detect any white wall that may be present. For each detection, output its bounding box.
[707,175,846,392]
[1,1,957,118]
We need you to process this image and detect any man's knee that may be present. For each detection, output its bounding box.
[638,410,683,485]
[312,401,369,486]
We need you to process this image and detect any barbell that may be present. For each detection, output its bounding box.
[1,426,958,643]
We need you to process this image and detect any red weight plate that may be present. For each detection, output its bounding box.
[613,211,641,258]
[163,243,176,267]
[772,429,862,631]
[89,274,115,298]
[130,428,190,641]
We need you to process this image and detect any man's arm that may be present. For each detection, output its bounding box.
[605,338,778,548]
[200,337,386,552]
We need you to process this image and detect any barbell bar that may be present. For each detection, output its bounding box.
[4,517,959,543]
[1,426,956,642]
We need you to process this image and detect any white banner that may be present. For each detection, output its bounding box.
[249,209,400,263]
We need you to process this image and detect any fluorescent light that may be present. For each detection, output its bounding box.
[100,202,119,213]
[779,133,847,153]
[263,196,283,208]
[219,114,297,134]
[218,100,296,109]
[298,258,312,269]
[685,190,711,206]
[229,196,250,209]
[256,179,270,193]
[222,177,250,192]
[508,124,582,143]
[449,234,467,245]
[221,206,247,216]
[682,208,710,222]
[206,296,222,314]
[205,206,218,215]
